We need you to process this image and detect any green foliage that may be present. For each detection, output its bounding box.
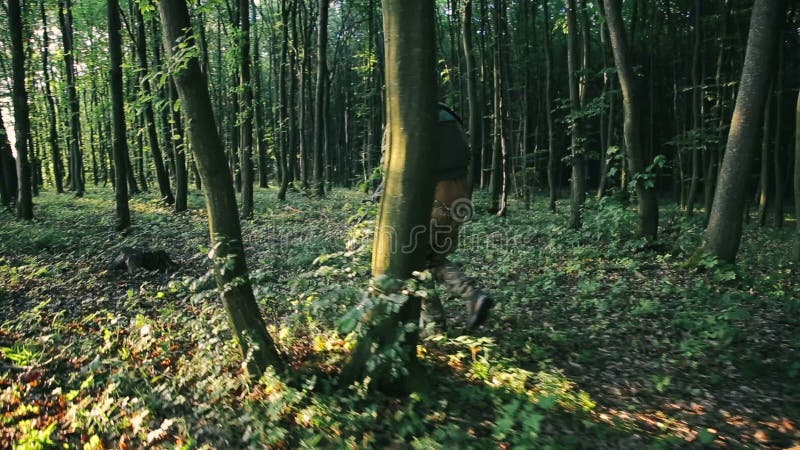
[1,189,799,448]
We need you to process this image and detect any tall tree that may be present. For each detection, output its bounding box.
[157,0,284,378]
[462,0,481,189]
[313,0,329,197]
[59,0,85,197]
[603,0,659,240]
[793,91,800,261]
[685,0,702,215]
[239,0,255,218]
[0,114,17,208]
[543,0,558,212]
[702,0,784,262]
[8,0,34,220]
[40,0,64,194]
[341,0,437,393]
[566,0,585,228]
[108,0,130,230]
[135,6,174,204]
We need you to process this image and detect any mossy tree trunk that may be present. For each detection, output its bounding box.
[702,0,783,263]
[157,0,284,378]
[340,0,437,394]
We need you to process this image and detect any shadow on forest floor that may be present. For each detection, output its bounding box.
[0,187,798,448]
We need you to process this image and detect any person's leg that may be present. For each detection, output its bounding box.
[430,258,493,329]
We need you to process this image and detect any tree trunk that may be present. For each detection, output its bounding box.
[462,0,482,191]
[685,0,702,215]
[702,0,783,263]
[277,0,292,201]
[40,0,64,194]
[135,6,174,204]
[793,91,800,261]
[566,0,585,229]
[313,0,329,197]
[595,0,610,198]
[253,1,269,189]
[0,114,17,208]
[604,0,658,240]
[8,0,34,220]
[340,0,437,394]
[543,0,557,212]
[757,84,773,227]
[772,34,784,228]
[59,0,85,197]
[157,0,284,379]
[239,0,255,218]
[705,0,733,224]
[108,0,130,230]
[169,79,188,212]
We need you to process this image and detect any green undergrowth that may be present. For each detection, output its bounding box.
[1,187,799,449]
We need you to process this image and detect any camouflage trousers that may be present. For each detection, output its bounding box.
[420,257,487,332]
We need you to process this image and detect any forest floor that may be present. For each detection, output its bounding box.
[1,186,799,449]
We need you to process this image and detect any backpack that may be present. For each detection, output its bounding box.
[436,103,469,181]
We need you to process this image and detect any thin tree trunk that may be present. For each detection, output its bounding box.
[463,0,482,190]
[793,91,800,261]
[169,79,188,212]
[544,0,557,212]
[108,0,130,230]
[685,0,702,215]
[313,0,329,197]
[59,0,85,197]
[239,0,255,218]
[772,34,784,228]
[9,0,33,220]
[135,6,174,204]
[596,0,609,198]
[253,0,269,189]
[0,114,17,207]
[702,0,783,262]
[40,0,64,194]
[757,83,773,227]
[566,0,585,229]
[604,0,659,240]
[157,0,284,379]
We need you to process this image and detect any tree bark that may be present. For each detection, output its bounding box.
[0,114,17,208]
[135,6,174,204]
[40,0,64,194]
[239,0,255,218]
[462,0,481,190]
[685,0,702,215]
[543,0,557,212]
[108,0,131,230]
[8,0,34,220]
[313,0,329,197]
[793,91,800,261]
[566,0,585,229]
[702,0,783,262]
[341,0,437,393]
[169,79,188,212]
[59,0,85,197]
[157,0,284,378]
[604,0,658,240]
